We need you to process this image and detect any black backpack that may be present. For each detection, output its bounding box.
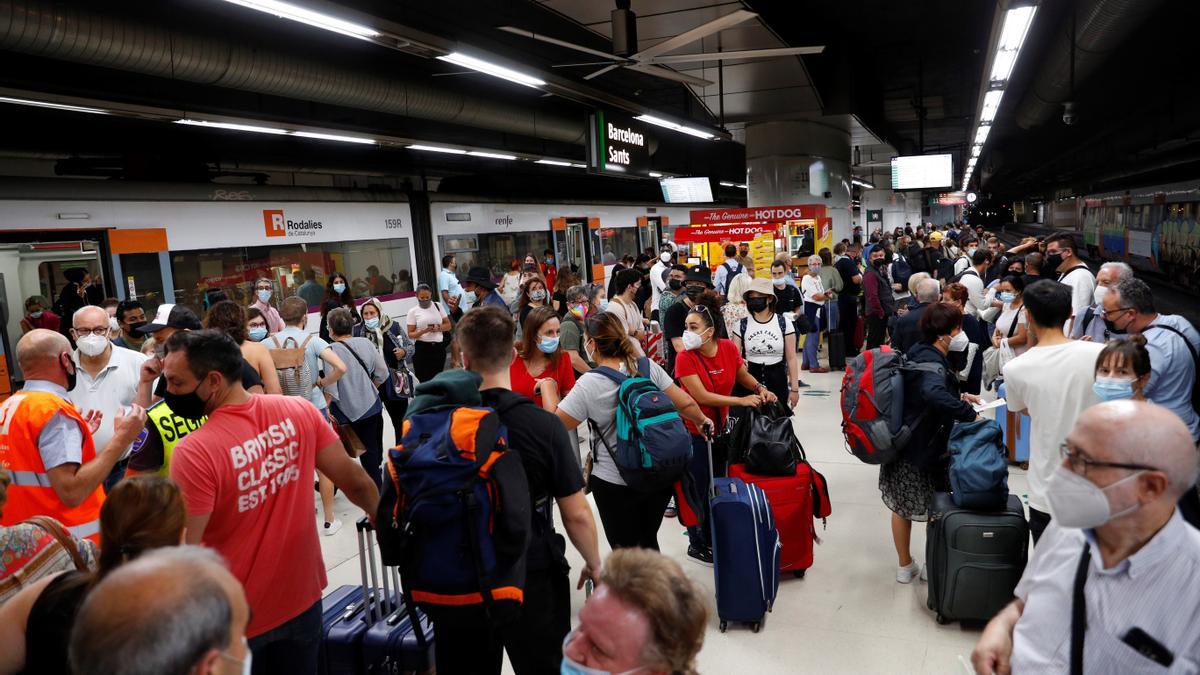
[720,261,744,298]
[1144,322,1200,417]
[949,267,979,285]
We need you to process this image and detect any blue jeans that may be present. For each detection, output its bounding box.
[248,599,321,675]
[803,302,823,369]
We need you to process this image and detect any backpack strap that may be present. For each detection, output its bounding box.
[1006,307,1022,339]
[590,365,627,386]
[300,333,314,350]
[1079,305,1096,336]
[269,335,282,349]
[739,317,748,357]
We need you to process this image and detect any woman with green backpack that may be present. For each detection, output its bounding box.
[550,313,710,552]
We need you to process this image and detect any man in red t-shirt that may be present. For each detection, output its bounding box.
[162,330,380,674]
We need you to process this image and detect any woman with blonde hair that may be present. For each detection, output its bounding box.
[720,272,753,339]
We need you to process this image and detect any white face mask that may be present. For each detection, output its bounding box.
[1045,464,1143,529]
[1093,285,1109,306]
[77,333,110,357]
[948,330,969,352]
[681,329,706,351]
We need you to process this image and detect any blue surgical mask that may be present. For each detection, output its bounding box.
[561,632,643,675]
[364,317,380,330]
[1093,376,1135,402]
[256,289,272,303]
[998,292,1015,303]
[29,311,43,319]
[538,336,560,353]
[333,282,346,294]
[597,299,609,312]
[247,327,268,342]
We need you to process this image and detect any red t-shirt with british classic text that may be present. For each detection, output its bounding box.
[171,395,338,637]
[674,338,742,435]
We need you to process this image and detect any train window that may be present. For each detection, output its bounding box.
[592,227,639,265]
[38,259,104,311]
[169,237,414,315]
[118,253,166,317]
[438,231,552,280]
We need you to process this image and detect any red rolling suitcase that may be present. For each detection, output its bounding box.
[728,462,829,578]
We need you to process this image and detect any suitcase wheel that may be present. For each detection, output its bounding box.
[792,570,806,579]
[935,613,951,625]
[751,621,762,633]
[719,621,728,633]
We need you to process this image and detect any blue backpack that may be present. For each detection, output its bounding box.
[590,357,692,493]
[946,419,1009,510]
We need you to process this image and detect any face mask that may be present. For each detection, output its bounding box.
[1044,252,1064,271]
[546,257,554,264]
[418,299,432,309]
[998,292,1016,303]
[569,304,588,320]
[29,311,43,319]
[1103,312,1129,336]
[364,318,380,330]
[560,633,644,675]
[221,638,252,675]
[1093,285,1108,306]
[681,329,706,351]
[583,339,596,363]
[772,278,786,287]
[966,247,978,258]
[810,264,821,272]
[683,285,705,300]
[872,259,886,269]
[948,331,969,352]
[247,327,268,342]
[668,279,683,291]
[256,289,272,303]
[332,283,346,294]
[62,356,77,391]
[659,251,671,263]
[162,381,212,421]
[530,289,547,301]
[77,333,110,357]
[1045,464,1143,529]
[746,297,770,313]
[127,320,147,335]
[597,299,610,312]
[538,336,560,354]
[1093,376,1135,402]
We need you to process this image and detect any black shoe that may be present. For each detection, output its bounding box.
[687,545,714,567]
[797,380,812,388]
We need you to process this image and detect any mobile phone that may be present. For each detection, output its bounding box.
[1121,627,1173,666]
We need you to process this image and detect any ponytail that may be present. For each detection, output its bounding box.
[585,312,640,375]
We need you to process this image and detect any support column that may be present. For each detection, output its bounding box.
[744,120,853,243]
[407,189,436,287]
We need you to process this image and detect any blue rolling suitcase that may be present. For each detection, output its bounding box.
[708,437,781,633]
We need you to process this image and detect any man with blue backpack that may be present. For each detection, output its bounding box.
[378,306,601,675]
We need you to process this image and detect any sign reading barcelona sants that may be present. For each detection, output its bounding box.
[588,110,651,177]
[689,204,823,224]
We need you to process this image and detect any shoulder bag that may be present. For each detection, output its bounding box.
[383,328,416,399]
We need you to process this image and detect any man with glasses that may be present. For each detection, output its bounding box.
[67,306,150,491]
[1071,262,1134,343]
[1001,281,1105,543]
[1101,278,1200,442]
[973,401,1200,674]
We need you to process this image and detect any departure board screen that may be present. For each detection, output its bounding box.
[660,177,714,203]
[890,154,953,190]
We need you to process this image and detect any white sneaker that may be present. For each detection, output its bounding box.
[896,562,920,584]
[919,563,928,582]
[323,519,343,537]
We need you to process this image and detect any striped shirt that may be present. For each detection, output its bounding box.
[1011,511,1200,673]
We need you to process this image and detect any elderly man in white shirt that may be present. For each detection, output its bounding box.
[972,401,1200,675]
[67,305,149,492]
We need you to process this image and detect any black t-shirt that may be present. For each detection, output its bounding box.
[24,570,89,675]
[552,291,568,318]
[633,275,653,313]
[663,299,691,375]
[835,257,863,297]
[480,388,584,571]
[773,284,802,314]
[153,358,264,399]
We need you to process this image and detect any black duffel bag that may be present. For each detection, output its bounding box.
[739,401,800,476]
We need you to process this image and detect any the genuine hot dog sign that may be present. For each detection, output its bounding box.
[588,110,651,177]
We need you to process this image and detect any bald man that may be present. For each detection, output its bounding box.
[0,329,146,542]
[70,546,250,675]
[973,401,1200,674]
[67,305,150,491]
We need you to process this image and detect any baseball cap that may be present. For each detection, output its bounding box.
[928,231,944,242]
[139,303,202,333]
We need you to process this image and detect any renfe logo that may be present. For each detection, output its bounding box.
[263,209,285,237]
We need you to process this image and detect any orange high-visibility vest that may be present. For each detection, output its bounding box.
[0,391,105,543]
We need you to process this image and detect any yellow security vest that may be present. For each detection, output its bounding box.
[143,400,207,476]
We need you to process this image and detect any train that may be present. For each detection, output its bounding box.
[1034,179,1200,289]
[0,179,716,382]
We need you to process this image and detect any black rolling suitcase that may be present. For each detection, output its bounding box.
[827,332,846,371]
[926,492,1028,625]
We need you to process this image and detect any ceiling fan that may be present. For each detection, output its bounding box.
[499,4,824,88]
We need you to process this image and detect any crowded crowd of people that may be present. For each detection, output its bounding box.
[2,222,1197,674]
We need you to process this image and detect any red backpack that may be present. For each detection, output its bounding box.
[840,346,943,464]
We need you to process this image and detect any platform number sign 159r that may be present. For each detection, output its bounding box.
[588,110,651,178]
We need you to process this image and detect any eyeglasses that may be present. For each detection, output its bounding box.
[72,327,110,337]
[1059,443,1158,477]
[1100,306,1133,319]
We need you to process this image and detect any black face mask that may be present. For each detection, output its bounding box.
[872,259,887,269]
[746,297,770,313]
[62,356,77,391]
[126,321,147,335]
[946,349,969,372]
[684,285,705,300]
[1103,313,1129,336]
[668,279,683,291]
[163,381,211,421]
[1044,252,1064,271]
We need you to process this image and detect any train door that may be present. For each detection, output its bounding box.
[551,217,598,283]
[636,216,668,252]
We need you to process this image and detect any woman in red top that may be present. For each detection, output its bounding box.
[674,303,777,565]
[510,306,576,411]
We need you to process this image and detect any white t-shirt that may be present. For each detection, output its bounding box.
[957,269,987,317]
[69,345,149,460]
[558,360,675,486]
[605,299,646,357]
[1058,265,1096,323]
[994,304,1030,356]
[1001,340,1105,512]
[649,260,668,315]
[733,314,794,365]
[406,303,446,343]
[800,274,826,305]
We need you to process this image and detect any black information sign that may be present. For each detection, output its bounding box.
[588,110,651,178]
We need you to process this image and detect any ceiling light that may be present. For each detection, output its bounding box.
[467,151,517,160]
[570,163,587,168]
[648,171,663,178]
[292,131,376,144]
[535,159,572,166]
[221,0,379,40]
[408,144,467,155]
[0,96,109,115]
[175,119,288,135]
[736,184,748,189]
[989,49,1018,83]
[974,125,992,145]
[971,144,983,157]
[634,114,715,140]
[437,52,546,88]
[997,6,1037,52]
[719,181,738,187]
[980,89,1004,122]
